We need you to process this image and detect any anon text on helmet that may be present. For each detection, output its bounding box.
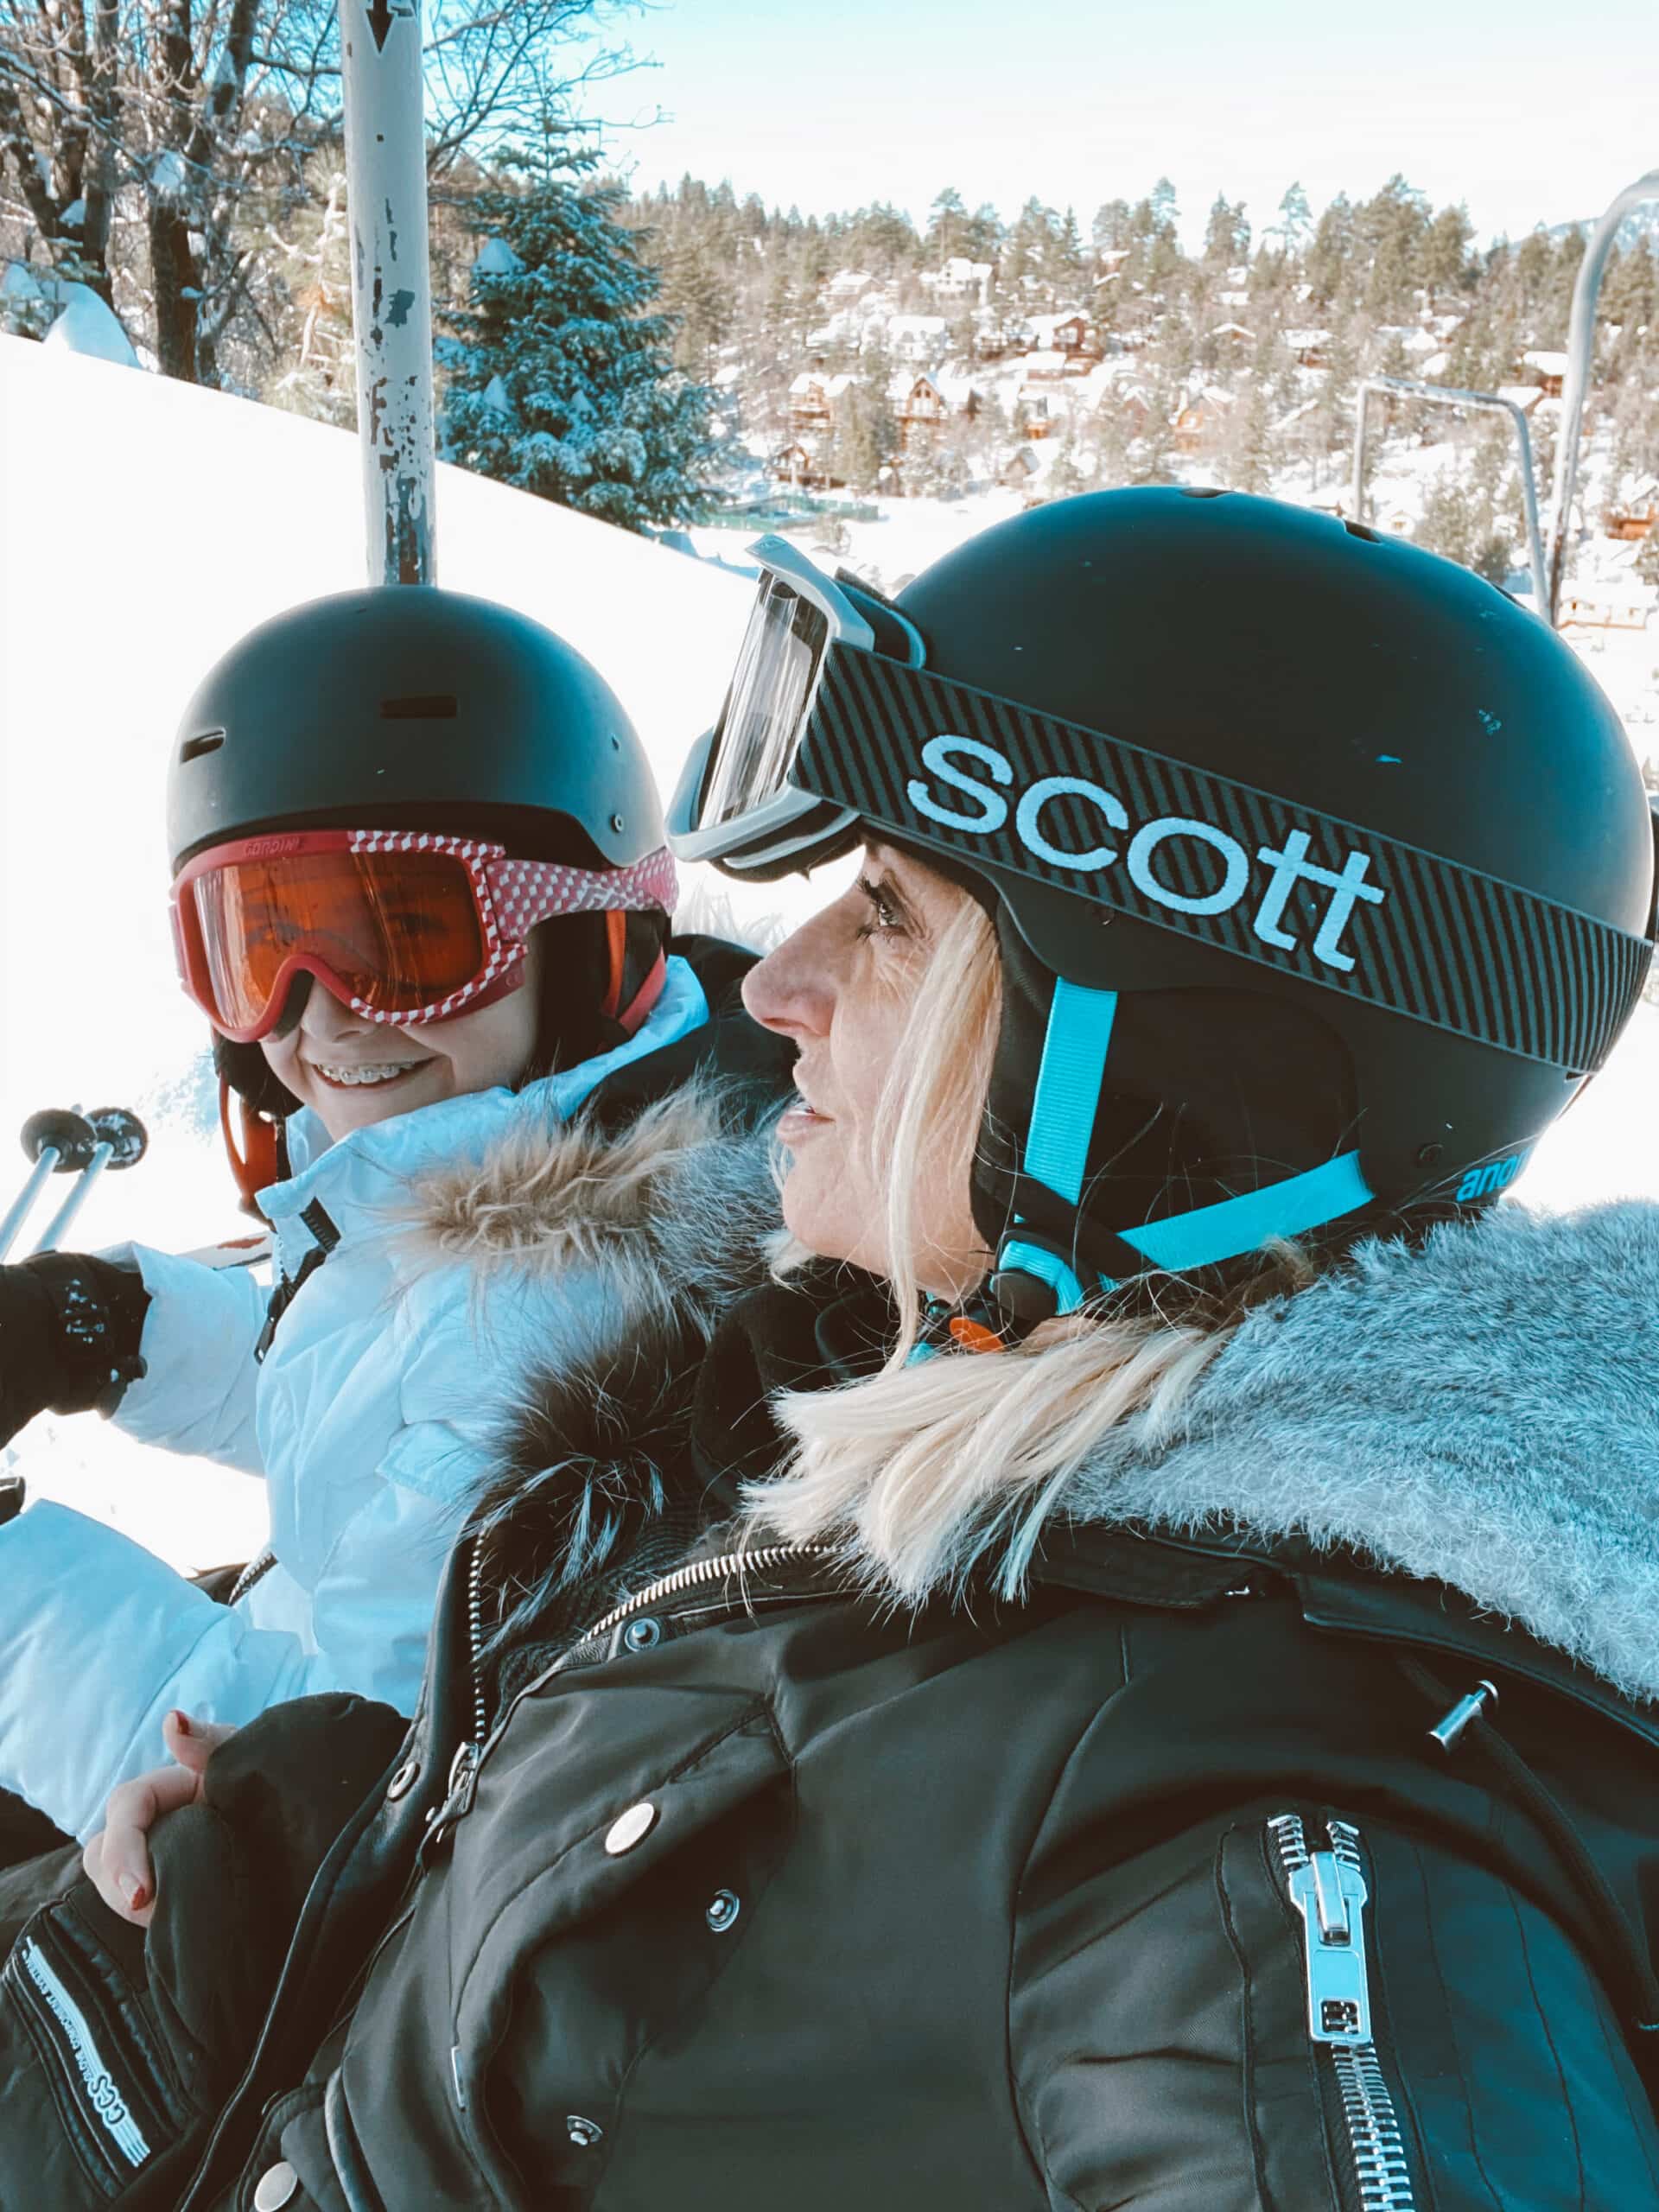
[908,733,1386,976]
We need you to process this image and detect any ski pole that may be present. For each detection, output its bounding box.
[28,1106,149,1256]
[0,1109,97,1262]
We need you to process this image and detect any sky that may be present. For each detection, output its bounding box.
[599,0,1659,249]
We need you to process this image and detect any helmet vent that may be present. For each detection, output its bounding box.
[180,730,225,762]
[1343,520,1382,543]
[380,694,458,721]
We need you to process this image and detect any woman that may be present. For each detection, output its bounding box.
[0,582,785,1855]
[18,491,1659,2209]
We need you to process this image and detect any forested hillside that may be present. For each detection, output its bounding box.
[627,172,1659,585]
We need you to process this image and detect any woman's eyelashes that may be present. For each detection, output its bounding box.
[854,874,910,941]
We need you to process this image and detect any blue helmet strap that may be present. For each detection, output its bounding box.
[990,978,1376,1321]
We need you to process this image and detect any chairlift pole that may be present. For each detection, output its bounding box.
[339,0,436,584]
[1351,377,1548,615]
[1544,170,1659,626]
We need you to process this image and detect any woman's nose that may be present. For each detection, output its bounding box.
[741,923,835,1039]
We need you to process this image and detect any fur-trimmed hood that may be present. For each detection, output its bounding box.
[416,1085,783,1642]
[1046,1199,1659,1705]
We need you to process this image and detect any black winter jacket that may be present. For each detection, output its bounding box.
[4,1196,1659,2211]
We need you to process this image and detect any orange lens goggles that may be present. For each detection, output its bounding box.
[171,830,678,1044]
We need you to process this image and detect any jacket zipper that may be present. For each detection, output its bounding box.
[227,1548,277,1606]
[422,1540,836,1862]
[574,1541,838,1649]
[420,1541,491,1861]
[1267,1813,1417,2212]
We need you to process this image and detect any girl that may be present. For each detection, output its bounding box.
[0,583,783,1850]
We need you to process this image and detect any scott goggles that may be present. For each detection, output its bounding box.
[172,828,677,1045]
[669,537,1648,1078]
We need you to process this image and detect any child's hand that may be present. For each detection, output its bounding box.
[81,1710,238,1927]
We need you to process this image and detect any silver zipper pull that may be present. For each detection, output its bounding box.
[1427,1678,1497,1752]
[1284,1841,1373,2044]
[421,1739,480,1861]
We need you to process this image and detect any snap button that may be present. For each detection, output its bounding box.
[621,1616,662,1652]
[705,1888,741,1933]
[604,1801,658,1855]
[385,1758,419,1802]
[253,2162,299,2211]
[567,2114,604,2147]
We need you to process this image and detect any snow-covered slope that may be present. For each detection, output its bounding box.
[1,334,1655,1580]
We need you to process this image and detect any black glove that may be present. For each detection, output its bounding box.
[0,1252,149,1449]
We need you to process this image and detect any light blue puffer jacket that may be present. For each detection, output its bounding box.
[0,959,708,1839]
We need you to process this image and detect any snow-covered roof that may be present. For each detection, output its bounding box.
[1283,327,1331,350]
[790,370,855,403]
[826,268,874,296]
[933,366,982,404]
[1027,310,1089,342]
[1497,384,1546,415]
[1179,382,1237,413]
[928,257,993,286]
[1209,320,1255,340]
[1419,351,1452,379]
[888,315,948,340]
[1524,349,1570,377]
[1019,347,1068,378]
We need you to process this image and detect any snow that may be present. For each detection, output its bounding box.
[471,237,522,279]
[149,149,188,201]
[41,293,138,369]
[3,331,1658,1586]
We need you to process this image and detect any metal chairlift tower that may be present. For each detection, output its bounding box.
[340,0,437,586]
[1351,170,1659,627]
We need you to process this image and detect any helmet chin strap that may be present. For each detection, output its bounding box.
[989,978,1376,1323]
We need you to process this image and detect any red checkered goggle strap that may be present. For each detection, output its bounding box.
[174,827,678,1041]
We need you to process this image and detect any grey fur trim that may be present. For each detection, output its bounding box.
[1040,1201,1659,1703]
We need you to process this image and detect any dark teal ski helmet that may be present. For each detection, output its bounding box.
[671,489,1656,1317]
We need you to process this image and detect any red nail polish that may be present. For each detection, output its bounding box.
[169,1711,191,1737]
[129,1883,148,1911]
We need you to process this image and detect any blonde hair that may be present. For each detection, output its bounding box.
[747,886,1321,1600]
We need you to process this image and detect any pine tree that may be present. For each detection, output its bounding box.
[442,131,715,532]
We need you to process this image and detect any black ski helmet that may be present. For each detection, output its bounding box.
[168,585,664,874]
[170,586,671,1132]
[679,489,1656,1317]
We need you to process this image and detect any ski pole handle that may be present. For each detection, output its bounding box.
[0,1110,97,1262]
[25,1109,149,1257]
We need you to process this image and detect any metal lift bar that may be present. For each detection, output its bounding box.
[340,0,436,586]
[1545,169,1659,626]
[1351,376,1548,615]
